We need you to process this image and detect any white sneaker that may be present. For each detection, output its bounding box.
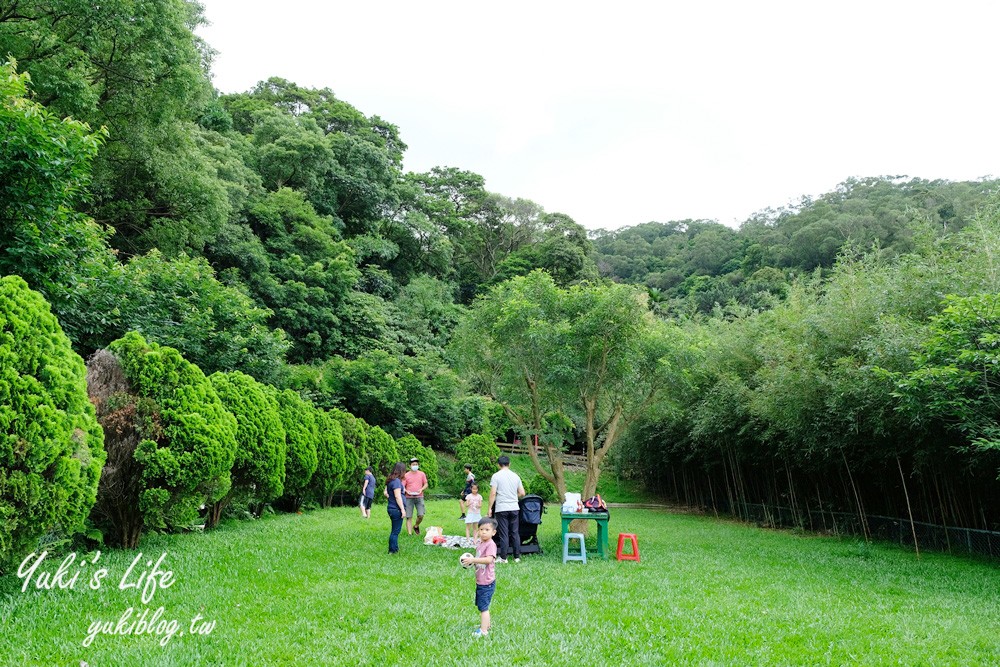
[514,558,521,563]
[495,557,507,564]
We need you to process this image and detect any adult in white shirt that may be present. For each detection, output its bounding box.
[489,455,526,563]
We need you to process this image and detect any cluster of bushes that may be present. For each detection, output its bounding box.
[1,280,496,562]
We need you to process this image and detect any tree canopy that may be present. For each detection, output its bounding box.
[453,271,684,498]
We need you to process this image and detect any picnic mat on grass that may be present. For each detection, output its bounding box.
[423,532,477,549]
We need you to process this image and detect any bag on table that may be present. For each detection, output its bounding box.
[562,492,582,513]
[583,494,608,513]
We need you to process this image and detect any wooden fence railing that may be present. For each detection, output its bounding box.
[496,442,588,469]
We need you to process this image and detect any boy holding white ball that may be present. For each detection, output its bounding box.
[460,517,497,637]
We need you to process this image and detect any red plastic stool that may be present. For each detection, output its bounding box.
[616,533,640,562]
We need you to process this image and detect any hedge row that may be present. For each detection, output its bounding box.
[1,279,482,561]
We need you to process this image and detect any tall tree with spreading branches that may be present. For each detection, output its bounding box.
[453,271,687,504]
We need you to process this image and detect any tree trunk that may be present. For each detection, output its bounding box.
[205,498,226,529]
[113,504,144,549]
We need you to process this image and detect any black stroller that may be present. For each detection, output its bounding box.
[517,494,546,555]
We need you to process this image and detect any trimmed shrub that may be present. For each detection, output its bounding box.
[330,408,366,492]
[312,410,346,507]
[274,389,319,511]
[207,371,286,526]
[364,425,400,482]
[395,433,438,490]
[89,331,237,547]
[454,434,502,494]
[527,474,558,502]
[0,276,106,567]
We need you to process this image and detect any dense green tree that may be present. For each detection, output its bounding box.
[404,168,554,300]
[89,332,237,547]
[0,0,222,256]
[453,271,682,501]
[251,109,333,196]
[363,425,400,481]
[206,188,360,363]
[329,408,366,492]
[311,410,346,507]
[393,275,464,355]
[222,78,405,235]
[893,293,1000,458]
[121,250,289,384]
[274,389,319,511]
[493,213,598,287]
[0,277,106,567]
[207,371,286,526]
[0,59,121,353]
[306,351,474,449]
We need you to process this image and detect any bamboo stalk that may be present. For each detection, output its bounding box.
[842,449,869,541]
[897,455,920,558]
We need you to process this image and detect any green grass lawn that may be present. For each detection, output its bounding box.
[3,502,1000,666]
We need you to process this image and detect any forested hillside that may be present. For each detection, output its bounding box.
[592,177,1000,314]
[5,0,1000,557]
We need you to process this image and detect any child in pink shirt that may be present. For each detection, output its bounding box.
[460,517,497,637]
[464,483,484,538]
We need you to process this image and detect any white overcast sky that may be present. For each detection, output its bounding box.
[196,1,1000,230]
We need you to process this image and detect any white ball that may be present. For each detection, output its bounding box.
[459,552,473,568]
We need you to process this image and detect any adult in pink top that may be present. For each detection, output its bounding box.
[402,457,428,535]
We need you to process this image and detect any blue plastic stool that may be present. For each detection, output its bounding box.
[563,532,587,564]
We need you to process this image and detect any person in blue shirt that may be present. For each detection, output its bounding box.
[360,466,376,519]
[384,462,406,554]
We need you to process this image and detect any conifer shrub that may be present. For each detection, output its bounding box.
[330,408,365,492]
[311,410,346,508]
[87,332,237,547]
[395,433,438,490]
[207,371,286,526]
[454,434,502,494]
[0,276,106,567]
[526,474,558,502]
[364,425,400,482]
[274,389,319,511]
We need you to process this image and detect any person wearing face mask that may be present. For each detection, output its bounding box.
[402,457,429,535]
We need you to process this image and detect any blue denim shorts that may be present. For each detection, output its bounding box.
[475,581,496,612]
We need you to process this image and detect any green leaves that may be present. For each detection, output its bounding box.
[274,389,319,506]
[120,250,290,384]
[92,332,237,545]
[0,276,105,567]
[454,271,676,496]
[210,372,287,504]
[0,59,120,353]
[894,293,1000,457]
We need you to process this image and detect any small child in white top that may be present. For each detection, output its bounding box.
[459,464,474,519]
[464,483,484,538]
